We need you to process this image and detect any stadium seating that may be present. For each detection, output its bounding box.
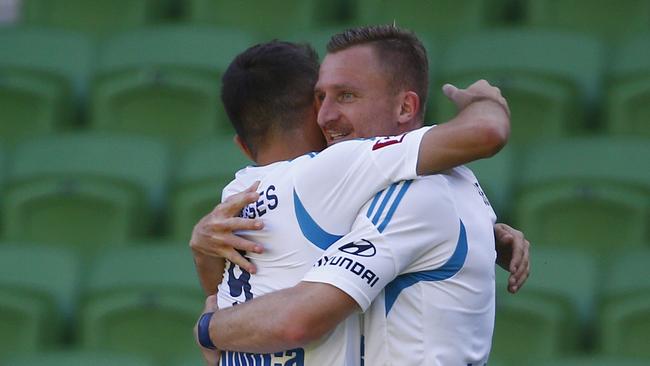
[521,0,650,41]
[435,30,604,145]
[515,137,650,254]
[90,25,255,148]
[351,0,508,41]
[467,145,516,220]
[1,350,156,366]
[20,0,166,37]
[0,27,93,145]
[170,137,250,240]
[185,0,331,39]
[79,245,204,362]
[529,356,650,366]
[606,33,650,138]
[0,245,78,357]
[599,249,650,358]
[1,134,170,257]
[491,246,597,363]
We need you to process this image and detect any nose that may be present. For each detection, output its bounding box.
[316,95,340,130]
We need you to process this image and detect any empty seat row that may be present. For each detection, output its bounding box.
[2,245,650,363]
[0,244,204,363]
[11,0,650,41]
[491,247,650,363]
[0,134,648,257]
[3,26,650,149]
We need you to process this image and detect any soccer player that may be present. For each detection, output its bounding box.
[194,26,528,365]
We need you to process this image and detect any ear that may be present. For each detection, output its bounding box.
[234,135,255,161]
[397,91,420,125]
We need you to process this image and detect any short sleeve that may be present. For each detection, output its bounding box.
[293,126,431,233]
[302,176,461,311]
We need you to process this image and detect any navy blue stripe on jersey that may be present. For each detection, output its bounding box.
[366,190,383,218]
[377,180,412,233]
[371,182,399,225]
[384,219,468,314]
[294,189,343,250]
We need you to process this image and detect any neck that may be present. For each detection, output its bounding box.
[253,133,318,166]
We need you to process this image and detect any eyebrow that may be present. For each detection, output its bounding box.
[314,83,360,93]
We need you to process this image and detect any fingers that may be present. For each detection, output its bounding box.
[219,244,257,274]
[215,186,261,217]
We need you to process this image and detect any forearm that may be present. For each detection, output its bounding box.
[193,252,225,296]
[416,98,510,175]
[209,282,358,353]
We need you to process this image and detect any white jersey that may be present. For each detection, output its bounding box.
[303,166,497,365]
[216,127,430,366]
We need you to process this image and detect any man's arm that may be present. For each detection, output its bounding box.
[206,282,357,353]
[416,80,510,175]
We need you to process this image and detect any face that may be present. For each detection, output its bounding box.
[314,45,404,146]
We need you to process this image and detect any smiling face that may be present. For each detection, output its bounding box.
[314,44,405,145]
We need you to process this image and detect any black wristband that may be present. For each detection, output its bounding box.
[198,312,217,350]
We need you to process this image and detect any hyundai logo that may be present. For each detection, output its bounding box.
[338,239,376,257]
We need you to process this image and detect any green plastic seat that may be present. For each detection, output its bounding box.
[0,245,78,357]
[467,145,516,220]
[80,245,204,362]
[2,350,155,366]
[515,137,650,255]
[435,30,604,145]
[90,25,256,148]
[1,134,170,257]
[170,137,250,240]
[20,0,166,38]
[491,246,597,363]
[522,0,650,42]
[530,356,650,366]
[0,27,93,145]
[600,249,650,358]
[352,0,508,41]
[186,0,331,39]
[606,33,650,138]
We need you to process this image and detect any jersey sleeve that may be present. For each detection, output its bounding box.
[293,126,432,232]
[302,177,460,311]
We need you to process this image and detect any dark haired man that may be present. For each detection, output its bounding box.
[194,26,528,366]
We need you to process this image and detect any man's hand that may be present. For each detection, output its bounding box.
[443,80,510,118]
[190,181,264,274]
[195,295,220,366]
[494,223,530,294]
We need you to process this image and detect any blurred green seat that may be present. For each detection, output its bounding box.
[352,0,507,41]
[515,137,650,255]
[80,245,204,362]
[0,27,93,146]
[467,145,515,220]
[522,0,650,42]
[530,356,650,366]
[435,30,604,145]
[0,245,78,357]
[186,0,331,39]
[1,134,170,257]
[90,25,255,148]
[599,248,650,358]
[170,137,250,240]
[2,350,155,366]
[491,246,597,363]
[20,0,166,38]
[606,33,650,138]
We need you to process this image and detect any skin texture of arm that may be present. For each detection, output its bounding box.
[209,282,358,353]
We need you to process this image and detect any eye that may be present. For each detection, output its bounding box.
[315,92,325,103]
[339,92,354,102]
